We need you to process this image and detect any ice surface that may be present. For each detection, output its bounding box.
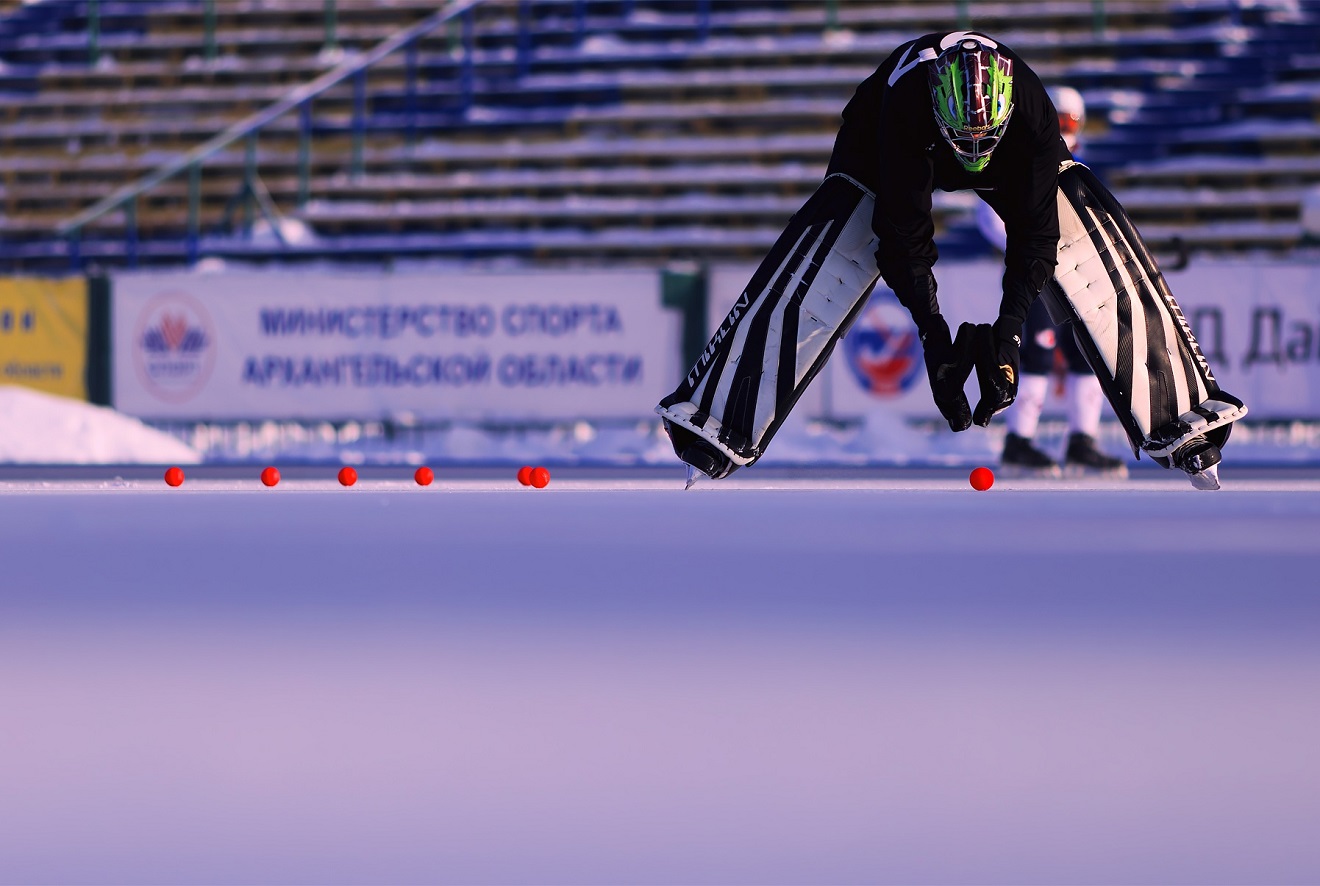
[1,477,1318,883]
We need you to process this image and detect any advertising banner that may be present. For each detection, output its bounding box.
[0,277,88,400]
[710,258,1320,423]
[824,262,1026,421]
[113,270,679,421]
[707,261,995,421]
[1164,259,1320,421]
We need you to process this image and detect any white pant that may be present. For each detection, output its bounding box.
[1005,372,1105,440]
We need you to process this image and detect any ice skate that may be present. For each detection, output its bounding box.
[1000,432,1062,478]
[1171,435,1222,491]
[679,440,728,488]
[1063,433,1129,478]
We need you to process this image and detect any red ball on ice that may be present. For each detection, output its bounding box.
[530,466,551,489]
[414,466,434,486]
[517,466,533,486]
[261,466,281,487]
[970,466,995,491]
[338,466,357,487]
[164,466,184,487]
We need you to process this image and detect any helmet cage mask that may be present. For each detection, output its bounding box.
[929,39,1014,173]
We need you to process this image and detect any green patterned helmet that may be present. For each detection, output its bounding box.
[928,37,1015,172]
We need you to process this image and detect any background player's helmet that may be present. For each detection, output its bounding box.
[928,37,1014,173]
[1048,85,1086,154]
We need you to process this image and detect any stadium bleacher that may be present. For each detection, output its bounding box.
[1,0,1319,270]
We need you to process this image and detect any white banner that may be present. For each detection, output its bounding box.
[1162,259,1320,421]
[708,261,999,421]
[825,261,1015,421]
[113,269,679,421]
[710,258,1320,422]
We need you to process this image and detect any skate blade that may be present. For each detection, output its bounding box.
[1186,463,1221,491]
[679,442,726,487]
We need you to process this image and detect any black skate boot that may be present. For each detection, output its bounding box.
[680,441,730,489]
[1000,432,1062,478]
[663,419,736,488]
[1063,433,1129,478]
[1170,435,1222,491]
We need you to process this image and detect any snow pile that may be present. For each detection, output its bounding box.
[0,386,201,464]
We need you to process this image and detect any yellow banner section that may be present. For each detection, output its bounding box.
[0,277,88,400]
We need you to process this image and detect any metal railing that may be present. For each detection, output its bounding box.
[52,0,757,269]
[49,0,1116,269]
[85,0,345,66]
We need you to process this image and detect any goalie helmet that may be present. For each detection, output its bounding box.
[928,37,1014,173]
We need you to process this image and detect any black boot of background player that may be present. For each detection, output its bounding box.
[1063,432,1129,478]
[1001,432,1062,477]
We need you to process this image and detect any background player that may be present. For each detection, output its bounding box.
[974,86,1128,476]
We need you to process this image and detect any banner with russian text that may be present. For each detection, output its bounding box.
[112,270,679,421]
[0,277,88,400]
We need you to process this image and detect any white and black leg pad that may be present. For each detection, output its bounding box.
[1042,163,1247,471]
[656,174,881,478]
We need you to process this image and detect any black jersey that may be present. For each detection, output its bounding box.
[826,32,1071,329]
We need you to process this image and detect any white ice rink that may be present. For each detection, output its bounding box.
[2,469,1319,884]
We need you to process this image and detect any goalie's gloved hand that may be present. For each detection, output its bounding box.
[920,316,974,432]
[971,317,1022,427]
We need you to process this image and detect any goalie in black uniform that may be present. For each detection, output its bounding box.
[825,30,1062,435]
[658,31,1244,489]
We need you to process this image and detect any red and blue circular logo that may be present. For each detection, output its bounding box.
[133,290,216,404]
[842,289,922,397]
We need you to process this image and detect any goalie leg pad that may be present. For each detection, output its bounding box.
[657,174,881,476]
[1048,163,1246,473]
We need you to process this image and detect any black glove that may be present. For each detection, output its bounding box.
[920,316,974,432]
[971,317,1022,427]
